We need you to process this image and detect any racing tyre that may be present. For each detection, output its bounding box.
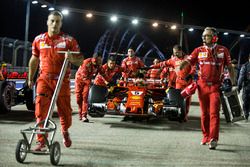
[0,81,13,113]
[143,96,149,114]
[166,88,186,122]
[88,84,108,103]
[88,105,105,117]
[178,100,186,122]
[50,141,61,165]
[24,86,35,110]
[15,139,28,163]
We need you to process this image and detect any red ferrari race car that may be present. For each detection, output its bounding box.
[88,77,187,122]
[0,63,34,113]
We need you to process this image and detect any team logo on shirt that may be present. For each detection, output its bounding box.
[175,60,182,65]
[56,42,66,48]
[217,53,224,58]
[198,52,208,59]
[40,42,51,49]
[127,61,138,65]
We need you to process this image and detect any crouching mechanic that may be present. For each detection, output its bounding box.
[238,54,250,121]
[94,56,122,87]
[75,53,103,122]
[28,11,84,151]
[152,44,195,121]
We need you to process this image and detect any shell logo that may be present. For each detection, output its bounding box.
[131,96,141,100]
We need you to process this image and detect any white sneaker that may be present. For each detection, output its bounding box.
[209,139,217,150]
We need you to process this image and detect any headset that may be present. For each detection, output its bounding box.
[202,27,218,43]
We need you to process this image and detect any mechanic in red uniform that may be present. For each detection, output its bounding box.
[146,58,162,87]
[160,66,176,88]
[153,45,195,121]
[180,27,235,149]
[146,59,161,79]
[121,48,145,78]
[28,11,83,151]
[94,56,122,87]
[75,53,103,122]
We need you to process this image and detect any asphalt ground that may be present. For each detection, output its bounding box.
[0,92,250,167]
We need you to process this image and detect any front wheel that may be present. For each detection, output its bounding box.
[50,141,61,165]
[15,139,28,163]
[88,105,105,117]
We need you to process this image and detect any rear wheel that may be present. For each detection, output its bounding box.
[0,81,13,113]
[178,100,186,122]
[88,84,108,103]
[143,97,149,114]
[166,88,186,122]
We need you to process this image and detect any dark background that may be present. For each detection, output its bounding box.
[0,0,249,63]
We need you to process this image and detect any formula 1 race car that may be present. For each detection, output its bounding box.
[88,78,186,122]
[0,64,34,113]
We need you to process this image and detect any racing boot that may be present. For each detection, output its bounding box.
[200,137,209,145]
[82,116,89,123]
[208,139,217,149]
[34,141,46,152]
[62,131,72,148]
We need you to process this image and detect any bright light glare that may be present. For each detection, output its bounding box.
[240,34,245,38]
[48,7,55,11]
[32,1,38,4]
[223,32,229,35]
[132,19,138,25]
[110,15,118,22]
[61,9,69,15]
[188,28,194,32]
[41,4,47,8]
[152,22,158,27]
[86,13,93,18]
[170,25,177,30]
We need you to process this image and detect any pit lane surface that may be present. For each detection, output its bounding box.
[0,92,250,167]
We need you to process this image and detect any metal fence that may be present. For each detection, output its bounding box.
[0,37,32,67]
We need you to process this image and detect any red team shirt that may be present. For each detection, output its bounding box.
[94,64,122,86]
[187,44,231,83]
[121,56,144,78]
[75,58,102,82]
[32,32,80,78]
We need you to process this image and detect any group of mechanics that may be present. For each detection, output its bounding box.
[26,10,250,151]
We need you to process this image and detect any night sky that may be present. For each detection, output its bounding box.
[1,0,249,63]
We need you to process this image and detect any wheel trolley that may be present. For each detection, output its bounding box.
[15,51,80,165]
